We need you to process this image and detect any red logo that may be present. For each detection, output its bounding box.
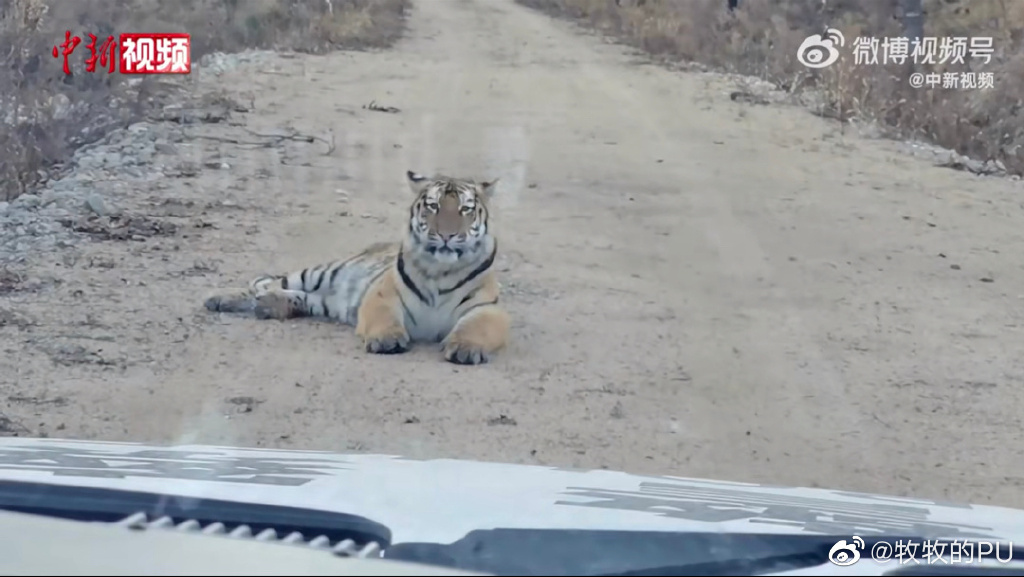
[86,33,118,74]
[51,31,191,75]
[51,30,82,75]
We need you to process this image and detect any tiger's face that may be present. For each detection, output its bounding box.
[406,171,498,264]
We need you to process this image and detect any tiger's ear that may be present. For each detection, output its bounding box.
[478,178,499,199]
[406,171,430,195]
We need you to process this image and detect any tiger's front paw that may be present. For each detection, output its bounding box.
[440,306,508,366]
[442,340,490,366]
[364,331,411,355]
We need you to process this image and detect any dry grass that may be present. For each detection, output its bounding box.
[0,0,410,201]
[516,0,1024,176]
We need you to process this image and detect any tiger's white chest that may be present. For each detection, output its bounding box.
[405,299,461,343]
[398,240,494,343]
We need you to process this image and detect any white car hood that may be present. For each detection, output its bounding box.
[0,437,1019,576]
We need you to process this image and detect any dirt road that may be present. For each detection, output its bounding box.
[2,0,1023,508]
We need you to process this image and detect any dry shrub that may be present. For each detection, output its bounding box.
[0,0,410,202]
[517,0,1024,175]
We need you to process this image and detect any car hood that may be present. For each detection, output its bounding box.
[0,437,1019,575]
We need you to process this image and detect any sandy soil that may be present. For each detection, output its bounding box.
[2,0,1024,508]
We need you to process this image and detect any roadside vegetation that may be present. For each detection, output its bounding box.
[515,0,1024,176]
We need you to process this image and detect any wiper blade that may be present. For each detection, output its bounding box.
[618,537,1024,577]
[386,529,1024,576]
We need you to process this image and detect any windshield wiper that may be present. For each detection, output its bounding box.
[386,529,1024,576]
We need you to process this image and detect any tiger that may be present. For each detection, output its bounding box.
[203,170,510,366]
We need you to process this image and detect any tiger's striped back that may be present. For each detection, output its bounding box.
[247,241,399,325]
